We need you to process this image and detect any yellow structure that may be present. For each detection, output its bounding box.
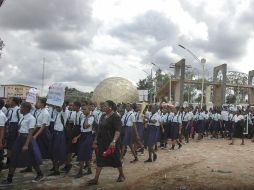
[0,84,36,99]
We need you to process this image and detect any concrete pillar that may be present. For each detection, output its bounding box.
[248,70,254,105]
[174,59,185,106]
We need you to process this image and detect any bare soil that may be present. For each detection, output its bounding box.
[1,138,254,190]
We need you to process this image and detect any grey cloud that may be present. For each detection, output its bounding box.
[111,10,179,45]
[178,0,253,61]
[0,0,94,31]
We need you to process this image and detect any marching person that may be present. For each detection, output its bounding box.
[230,110,245,145]
[121,103,138,163]
[1,102,44,185]
[144,105,160,162]
[48,105,67,176]
[169,107,182,150]
[72,104,94,178]
[0,99,7,171]
[88,100,125,186]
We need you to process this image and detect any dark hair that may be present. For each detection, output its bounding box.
[21,102,32,111]
[39,97,47,107]
[12,97,20,105]
[106,100,117,112]
[73,101,81,108]
[0,99,4,109]
[64,99,70,105]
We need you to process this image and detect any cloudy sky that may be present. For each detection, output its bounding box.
[0,0,254,94]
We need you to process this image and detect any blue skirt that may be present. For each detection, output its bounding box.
[66,123,79,154]
[144,126,149,147]
[51,130,67,162]
[212,121,220,132]
[196,120,204,133]
[7,122,19,150]
[156,126,161,142]
[36,127,52,159]
[77,132,93,161]
[122,126,133,146]
[49,121,55,134]
[136,122,144,142]
[10,134,42,168]
[170,122,179,140]
[147,125,158,147]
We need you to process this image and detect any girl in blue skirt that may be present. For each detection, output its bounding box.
[0,99,7,171]
[169,107,182,150]
[1,102,44,185]
[48,105,67,176]
[144,105,160,163]
[72,105,94,178]
[121,103,138,163]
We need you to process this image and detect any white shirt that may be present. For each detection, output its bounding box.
[171,113,182,124]
[188,111,194,121]
[53,111,67,131]
[73,111,83,126]
[121,111,136,127]
[96,110,103,125]
[147,112,161,127]
[135,112,144,123]
[233,115,244,123]
[195,112,206,120]
[0,110,7,127]
[1,106,7,116]
[36,108,50,127]
[9,106,22,122]
[18,113,36,134]
[160,113,168,123]
[48,106,57,122]
[80,115,94,133]
[182,112,189,122]
[213,113,221,121]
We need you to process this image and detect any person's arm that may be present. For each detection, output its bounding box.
[0,127,4,150]
[33,124,46,139]
[72,134,81,144]
[22,128,34,152]
[109,115,121,148]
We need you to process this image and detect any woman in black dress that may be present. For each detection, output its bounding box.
[87,100,125,186]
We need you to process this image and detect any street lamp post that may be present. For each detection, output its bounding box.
[178,44,206,108]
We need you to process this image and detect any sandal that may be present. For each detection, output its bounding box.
[87,179,99,186]
[116,175,125,182]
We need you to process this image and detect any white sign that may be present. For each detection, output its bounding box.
[26,88,38,104]
[138,90,148,102]
[46,83,66,107]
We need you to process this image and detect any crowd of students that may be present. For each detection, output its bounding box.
[0,97,253,186]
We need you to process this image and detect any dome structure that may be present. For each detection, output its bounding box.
[92,77,139,103]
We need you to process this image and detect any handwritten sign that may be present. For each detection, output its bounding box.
[46,83,66,107]
[26,88,39,104]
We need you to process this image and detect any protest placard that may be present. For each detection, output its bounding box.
[26,88,39,104]
[46,83,66,107]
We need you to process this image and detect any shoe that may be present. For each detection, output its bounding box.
[116,175,125,182]
[48,171,60,176]
[20,167,32,173]
[60,165,67,172]
[140,151,144,156]
[169,147,174,151]
[83,169,92,176]
[0,179,12,186]
[83,164,88,170]
[65,164,72,174]
[178,144,182,149]
[144,158,152,163]
[87,179,99,186]
[153,154,157,162]
[49,167,55,172]
[32,174,44,182]
[74,171,83,178]
[130,158,138,163]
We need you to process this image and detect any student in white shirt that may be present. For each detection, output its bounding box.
[1,102,44,185]
[230,110,245,145]
[49,104,67,176]
[0,99,7,171]
[144,105,160,163]
[72,104,94,178]
[120,103,138,163]
[169,107,182,150]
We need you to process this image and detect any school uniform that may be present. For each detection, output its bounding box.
[77,115,94,162]
[35,108,51,159]
[1,106,7,116]
[121,111,135,146]
[6,106,22,150]
[233,114,244,138]
[10,113,42,168]
[134,111,144,143]
[51,111,67,162]
[160,113,169,144]
[65,110,75,153]
[170,113,182,140]
[146,112,160,147]
[0,110,7,164]
[212,113,221,133]
[195,112,206,134]
[48,107,57,134]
